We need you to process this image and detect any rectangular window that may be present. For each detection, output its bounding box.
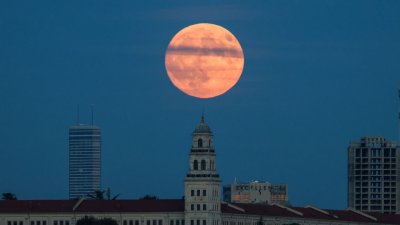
[153,220,157,225]
[65,222,69,225]
[8,222,12,225]
[170,221,173,225]
[191,204,194,210]
[20,222,24,225]
[203,221,206,225]
[60,221,63,225]
[37,221,41,225]
[203,190,206,196]
[147,220,151,225]
[43,222,46,225]
[124,221,128,225]
[54,221,58,225]
[14,222,18,225]
[197,204,200,210]
[130,221,133,225]
[191,220,194,225]
[203,204,206,210]
[135,221,139,225]
[191,190,194,196]
[197,190,200,196]
[176,220,180,225]
[197,220,200,225]
[158,220,162,225]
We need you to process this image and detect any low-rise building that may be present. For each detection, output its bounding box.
[223,182,288,205]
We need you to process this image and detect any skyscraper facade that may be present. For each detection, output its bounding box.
[69,124,101,199]
[348,136,400,214]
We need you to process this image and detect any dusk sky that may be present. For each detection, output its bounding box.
[1,0,400,210]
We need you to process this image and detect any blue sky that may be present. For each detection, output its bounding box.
[1,0,400,209]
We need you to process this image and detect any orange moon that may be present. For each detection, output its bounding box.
[165,23,244,98]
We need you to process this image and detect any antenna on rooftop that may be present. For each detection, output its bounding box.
[91,105,94,125]
[76,104,80,125]
[398,89,400,144]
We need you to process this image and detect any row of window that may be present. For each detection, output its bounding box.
[355,148,397,157]
[355,193,397,199]
[354,170,397,175]
[354,158,397,163]
[191,189,206,197]
[123,220,140,225]
[193,160,215,171]
[7,220,69,225]
[222,221,259,225]
[170,220,185,225]
[355,205,397,211]
[354,176,397,181]
[190,220,205,225]
[354,188,397,193]
[355,182,396,187]
[191,204,207,211]
[234,186,268,191]
[146,220,163,225]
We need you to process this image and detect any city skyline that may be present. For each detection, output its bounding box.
[1,0,400,210]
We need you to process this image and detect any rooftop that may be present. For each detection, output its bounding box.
[1,200,399,224]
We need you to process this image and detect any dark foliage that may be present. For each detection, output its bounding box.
[2,193,17,200]
[76,216,118,225]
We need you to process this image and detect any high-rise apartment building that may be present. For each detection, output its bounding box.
[223,181,288,205]
[69,124,101,199]
[348,136,400,214]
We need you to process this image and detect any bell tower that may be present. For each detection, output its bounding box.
[184,115,221,225]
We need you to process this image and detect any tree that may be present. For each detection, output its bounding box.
[87,188,119,200]
[2,193,17,200]
[76,216,118,225]
[97,218,118,225]
[76,216,96,225]
[105,188,120,200]
[87,190,105,200]
[256,217,263,225]
[140,194,159,200]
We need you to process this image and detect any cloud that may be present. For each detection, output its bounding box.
[167,45,243,58]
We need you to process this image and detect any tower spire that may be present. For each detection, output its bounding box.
[76,104,80,125]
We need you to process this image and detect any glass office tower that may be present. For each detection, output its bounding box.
[69,125,101,199]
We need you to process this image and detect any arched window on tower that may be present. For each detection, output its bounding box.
[201,160,206,170]
[198,138,203,147]
[194,160,198,170]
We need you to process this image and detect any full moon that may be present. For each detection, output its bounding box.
[165,23,244,98]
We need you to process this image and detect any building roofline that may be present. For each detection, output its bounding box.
[347,208,377,221]
[271,203,303,216]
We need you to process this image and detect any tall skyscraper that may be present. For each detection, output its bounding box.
[185,115,221,225]
[348,136,400,214]
[69,124,101,199]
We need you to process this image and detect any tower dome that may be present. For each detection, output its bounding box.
[193,115,212,134]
